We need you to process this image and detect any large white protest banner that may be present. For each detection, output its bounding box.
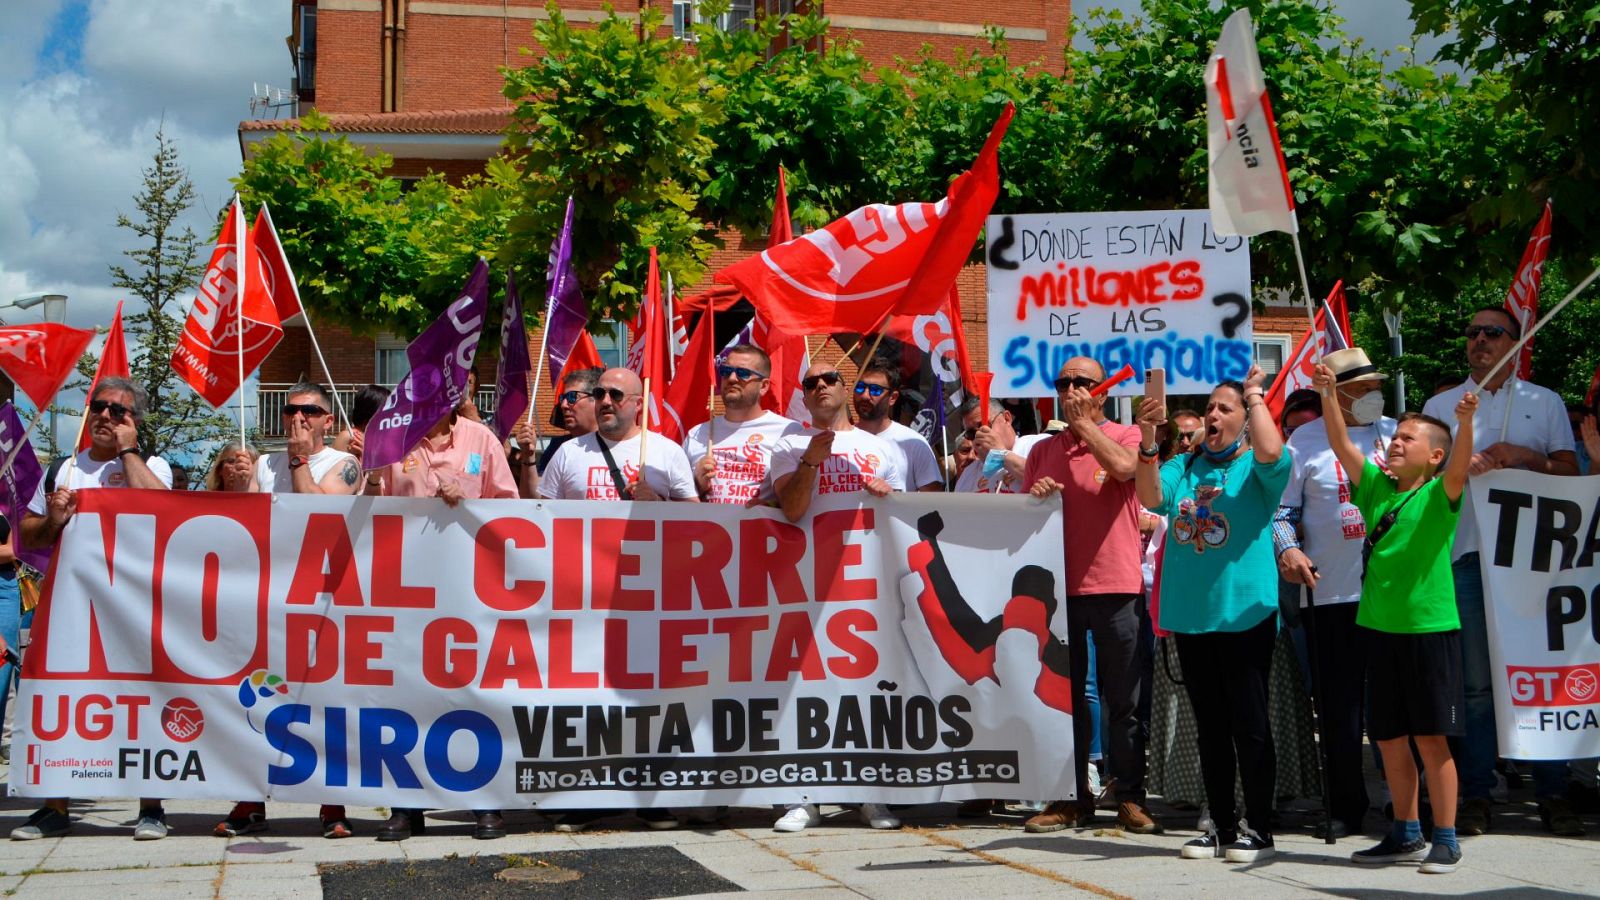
[985,209,1252,397]
[1472,470,1600,759]
[13,490,1074,808]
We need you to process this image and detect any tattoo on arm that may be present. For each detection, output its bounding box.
[340,459,360,486]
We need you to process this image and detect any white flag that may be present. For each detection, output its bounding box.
[1206,9,1297,236]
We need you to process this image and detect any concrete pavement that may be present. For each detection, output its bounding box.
[0,772,1596,898]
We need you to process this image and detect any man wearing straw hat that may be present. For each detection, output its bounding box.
[1422,306,1581,837]
[1275,347,1397,839]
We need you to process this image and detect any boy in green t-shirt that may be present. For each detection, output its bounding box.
[1314,360,1478,875]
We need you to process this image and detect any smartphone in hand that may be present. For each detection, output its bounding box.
[1144,368,1167,421]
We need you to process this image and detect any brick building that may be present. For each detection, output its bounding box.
[238,0,1305,440]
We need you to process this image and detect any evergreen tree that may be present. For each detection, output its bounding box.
[106,128,233,461]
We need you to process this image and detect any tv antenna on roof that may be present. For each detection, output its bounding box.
[250,83,296,118]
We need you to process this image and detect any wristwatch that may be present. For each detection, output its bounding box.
[1139,445,1160,458]
[117,447,140,458]
[288,454,310,470]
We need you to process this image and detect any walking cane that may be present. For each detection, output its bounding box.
[1298,579,1338,844]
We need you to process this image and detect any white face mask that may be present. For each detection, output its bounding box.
[1347,391,1385,426]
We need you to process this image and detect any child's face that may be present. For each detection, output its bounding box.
[1387,420,1446,478]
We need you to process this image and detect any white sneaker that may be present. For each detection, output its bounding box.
[774,804,821,832]
[860,803,900,830]
[133,811,169,841]
[1086,764,1104,799]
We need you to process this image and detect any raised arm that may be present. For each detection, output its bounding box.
[1443,392,1479,502]
[774,431,833,523]
[1242,365,1282,463]
[1311,363,1368,488]
[1133,396,1166,510]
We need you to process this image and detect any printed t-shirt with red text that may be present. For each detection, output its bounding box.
[538,430,698,500]
[1022,421,1144,595]
[683,410,804,504]
[769,427,907,495]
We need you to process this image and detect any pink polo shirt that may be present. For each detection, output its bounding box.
[380,416,519,500]
[1022,421,1144,596]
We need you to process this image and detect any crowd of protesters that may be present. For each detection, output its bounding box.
[2,306,1597,876]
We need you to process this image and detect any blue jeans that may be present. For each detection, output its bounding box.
[1453,553,1579,801]
[0,570,19,731]
[1085,632,1101,761]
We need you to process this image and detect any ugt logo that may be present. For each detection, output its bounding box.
[765,201,947,301]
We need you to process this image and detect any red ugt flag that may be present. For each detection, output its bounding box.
[251,205,306,324]
[630,248,672,431]
[171,197,284,407]
[1264,281,1351,424]
[719,104,1013,335]
[0,323,95,410]
[77,300,130,452]
[1504,200,1552,380]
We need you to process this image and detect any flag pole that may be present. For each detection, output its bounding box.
[527,292,557,449]
[1480,264,1600,391]
[704,300,717,467]
[234,198,248,448]
[1290,227,1319,333]
[666,272,677,380]
[261,204,348,430]
[639,375,653,489]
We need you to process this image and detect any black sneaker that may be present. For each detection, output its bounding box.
[1419,841,1461,874]
[10,807,71,841]
[1180,829,1236,859]
[1224,826,1275,862]
[1351,835,1427,865]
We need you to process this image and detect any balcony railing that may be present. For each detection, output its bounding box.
[256,383,498,441]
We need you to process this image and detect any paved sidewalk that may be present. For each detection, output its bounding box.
[1,779,1596,899]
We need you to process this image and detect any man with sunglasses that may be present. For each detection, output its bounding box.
[538,367,697,503]
[771,363,904,524]
[683,344,802,505]
[851,358,943,491]
[256,382,361,495]
[1421,306,1582,837]
[510,367,604,498]
[16,377,172,842]
[954,398,1049,493]
[1021,357,1159,836]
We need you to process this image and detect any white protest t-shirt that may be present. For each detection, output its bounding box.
[28,450,174,513]
[683,411,804,505]
[256,447,359,494]
[1283,416,1398,606]
[868,419,943,489]
[955,433,1050,493]
[770,427,906,495]
[539,430,698,500]
[1423,376,1574,560]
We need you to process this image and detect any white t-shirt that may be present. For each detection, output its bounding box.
[257,447,360,495]
[864,419,943,489]
[539,430,698,500]
[1282,415,1398,606]
[770,427,906,494]
[683,411,804,505]
[955,433,1049,493]
[28,450,174,513]
[1423,376,1574,560]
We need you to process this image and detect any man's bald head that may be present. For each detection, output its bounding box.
[1057,357,1104,382]
[601,367,643,395]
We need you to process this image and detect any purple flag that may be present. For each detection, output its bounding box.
[362,259,490,469]
[492,271,531,441]
[0,402,49,572]
[544,197,590,387]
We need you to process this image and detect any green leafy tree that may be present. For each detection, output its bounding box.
[106,130,234,461]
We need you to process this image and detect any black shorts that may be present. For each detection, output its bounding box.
[1362,627,1464,741]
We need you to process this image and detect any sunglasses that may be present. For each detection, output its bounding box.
[558,390,590,406]
[281,403,329,418]
[717,364,767,382]
[1054,375,1101,392]
[853,382,889,399]
[801,371,843,391]
[589,386,636,403]
[89,399,132,420]
[1465,325,1511,340]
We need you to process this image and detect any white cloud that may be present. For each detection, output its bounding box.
[0,0,290,452]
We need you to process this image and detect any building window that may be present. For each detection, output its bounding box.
[293,4,316,101]
[592,320,628,370]
[1253,336,1292,377]
[673,0,757,38]
[375,334,410,385]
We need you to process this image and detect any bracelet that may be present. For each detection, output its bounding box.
[1139,445,1160,458]
[117,447,140,457]
[799,459,820,469]
[1138,452,1161,465]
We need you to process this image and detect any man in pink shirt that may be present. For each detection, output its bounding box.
[367,408,519,503]
[1023,357,1158,836]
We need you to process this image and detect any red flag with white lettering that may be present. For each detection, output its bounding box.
[170,198,283,407]
[77,301,130,452]
[250,206,306,324]
[0,323,94,409]
[1504,200,1553,380]
[718,104,1012,335]
[752,167,813,422]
